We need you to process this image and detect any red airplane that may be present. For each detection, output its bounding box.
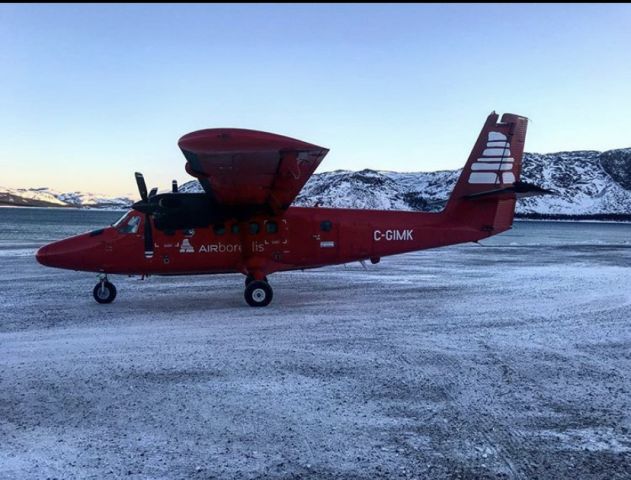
[36,112,547,307]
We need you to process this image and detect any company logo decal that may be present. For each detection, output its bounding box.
[193,242,261,254]
[199,243,242,253]
[179,239,195,253]
[468,132,516,185]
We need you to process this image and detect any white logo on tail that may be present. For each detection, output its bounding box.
[179,239,194,253]
[468,131,516,185]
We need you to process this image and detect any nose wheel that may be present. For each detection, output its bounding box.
[244,280,273,307]
[93,277,117,304]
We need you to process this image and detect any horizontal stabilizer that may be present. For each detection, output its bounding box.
[464,181,554,200]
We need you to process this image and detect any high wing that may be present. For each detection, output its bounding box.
[178,128,329,213]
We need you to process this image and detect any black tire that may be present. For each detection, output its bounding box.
[244,280,273,307]
[245,274,268,286]
[93,281,117,304]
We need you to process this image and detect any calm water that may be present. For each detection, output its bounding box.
[1,207,630,253]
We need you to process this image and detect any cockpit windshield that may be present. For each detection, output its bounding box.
[112,212,141,234]
[112,212,130,228]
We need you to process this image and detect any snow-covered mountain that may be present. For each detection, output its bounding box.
[0,187,133,209]
[518,149,631,216]
[3,148,631,217]
[291,148,631,217]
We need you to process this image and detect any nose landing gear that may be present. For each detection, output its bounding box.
[93,275,117,304]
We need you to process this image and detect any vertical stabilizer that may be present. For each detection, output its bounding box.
[444,112,529,234]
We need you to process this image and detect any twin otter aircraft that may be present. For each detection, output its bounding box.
[36,112,547,307]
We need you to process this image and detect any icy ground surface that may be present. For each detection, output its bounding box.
[1,213,631,479]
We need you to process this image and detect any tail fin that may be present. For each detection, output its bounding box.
[444,112,534,234]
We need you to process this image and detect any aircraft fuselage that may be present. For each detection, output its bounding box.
[36,205,504,277]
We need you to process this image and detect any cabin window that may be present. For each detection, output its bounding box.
[249,222,260,235]
[184,228,195,237]
[213,224,225,236]
[320,220,333,232]
[231,223,240,234]
[118,215,140,234]
[266,221,278,234]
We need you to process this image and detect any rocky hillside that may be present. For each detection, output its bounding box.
[0,187,133,209]
[3,148,631,217]
[291,148,631,217]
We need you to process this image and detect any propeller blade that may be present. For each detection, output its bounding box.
[149,187,158,198]
[172,180,178,193]
[144,214,154,257]
[135,172,148,201]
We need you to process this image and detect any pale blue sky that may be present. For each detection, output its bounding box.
[2,4,630,196]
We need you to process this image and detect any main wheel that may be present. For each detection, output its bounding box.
[244,280,273,307]
[93,281,117,304]
[245,274,268,286]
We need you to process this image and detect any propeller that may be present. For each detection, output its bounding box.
[132,172,156,258]
[135,172,148,201]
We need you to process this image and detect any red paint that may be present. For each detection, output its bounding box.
[36,112,530,306]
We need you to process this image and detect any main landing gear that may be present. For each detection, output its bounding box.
[244,274,268,286]
[93,275,117,304]
[244,277,273,307]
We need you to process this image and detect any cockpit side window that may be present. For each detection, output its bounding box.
[117,215,141,234]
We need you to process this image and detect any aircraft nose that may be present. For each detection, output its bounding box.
[36,236,95,270]
[35,241,73,268]
[35,244,51,266]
